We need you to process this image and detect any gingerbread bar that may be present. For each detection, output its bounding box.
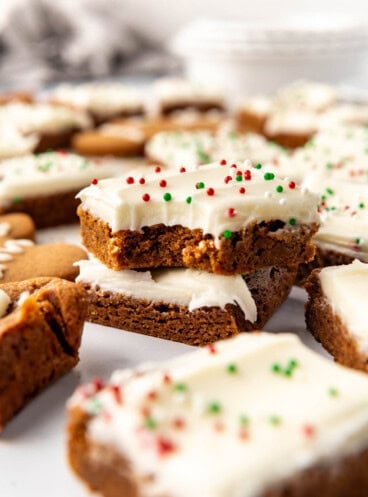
[0,151,117,227]
[0,277,87,431]
[48,82,145,125]
[67,332,368,497]
[76,259,296,345]
[305,260,368,372]
[77,161,319,274]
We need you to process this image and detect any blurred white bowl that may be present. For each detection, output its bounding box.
[171,17,368,95]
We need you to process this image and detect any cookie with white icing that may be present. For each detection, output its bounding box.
[0,102,91,152]
[76,258,296,345]
[0,238,87,282]
[67,332,368,497]
[77,160,319,274]
[48,82,145,125]
[0,151,118,228]
[305,260,368,372]
[0,277,87,431]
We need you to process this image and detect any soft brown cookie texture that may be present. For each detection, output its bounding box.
[305,269,368,373]
[80,266,296,346]
[72,129,144,157]
[78,207,318,275]
[0,240,87,283]
[0,213,35,242]
[0,277,87,431]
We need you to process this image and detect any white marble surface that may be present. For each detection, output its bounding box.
[0,225,329,497]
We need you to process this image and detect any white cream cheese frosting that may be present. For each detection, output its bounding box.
[274,81,338,113]
[153,77,225,106]
[319,260,368,352]
[0,122,38,158]
[237,96,272,117]
[0,151,118,202]
[77,160,320,237]
[76,258,257,319]
[145,131,215,167]
[49,82,144,117]
[0,102,91,134]
[264,110,319,136]
[69,332,368,497]
[0,289,10,317]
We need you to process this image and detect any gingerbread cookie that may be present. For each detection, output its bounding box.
[0,151,118,228]
[0,213,35,243]
[0,277,87,431]
[0,239,87,283]
[0,90,33,105]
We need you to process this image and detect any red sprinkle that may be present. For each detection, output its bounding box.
[239,428,250,441]
[231,163,237,168]
[154,166,161,173]
[159,179,167,188]
[126,176,134,184]
[236,170,242,176]
[224,175,232,184]
[207,187,215,196]
[302,424,316,438]
[244,170,252,180]
[172,417,185,430]
[147,390,158,401]
[91,178,98,185]
[141,406,151,417]
[57,149,67,155]
[142,193,150,202]
[214,421,225,432]
[220,159,227,165]
[92,378,104,392]
[139,177,145,185]
[227,207,236,218]
[162,373,172,385]
[288,181,296,189]
[208,344,217,355]
[179,167,186,173]
[157,437,176,456]
[109,385,122,404]
[239,187,246,194]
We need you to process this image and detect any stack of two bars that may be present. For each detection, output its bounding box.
[76,159,319,345]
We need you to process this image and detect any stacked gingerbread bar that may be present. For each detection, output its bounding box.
[76,159,319,345]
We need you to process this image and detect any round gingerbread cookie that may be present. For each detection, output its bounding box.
[0,213,35,242]
[0,240,87,283]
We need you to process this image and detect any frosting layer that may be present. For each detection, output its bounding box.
[70,332,368,497]
[77,160,319,236]
[0,151,118,201]
[319,260,368,352]
[76,258,257,319]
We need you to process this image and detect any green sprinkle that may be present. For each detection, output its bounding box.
[321,194,327,201]
[355,238,361,245]
[13,196,22,204]
[144,416,157,429]
[326,188,334,195]
[239,414,250,426]
[174,382,187,392]
[255,163,262,170]
[326,162,333,170]
[359,202,365,209]
[289,218,296,226]
[196,181,205,189]
[271,363,281,373]
[37,161,52,172]
[264,172,275,181]
[288,359,298,369]
[197,150,211,163]
[207,401,222,414]
[226,363,238,374]
[328,387,339,398]
[186,196,192,204]
[276,185,283,193]
[80,159,90,170]
[228,131,238,140]
[269,415,282,426]
[235,175,243,182]
[163,192,172,202]
[223,230,233,239]
[89,397,103,415]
